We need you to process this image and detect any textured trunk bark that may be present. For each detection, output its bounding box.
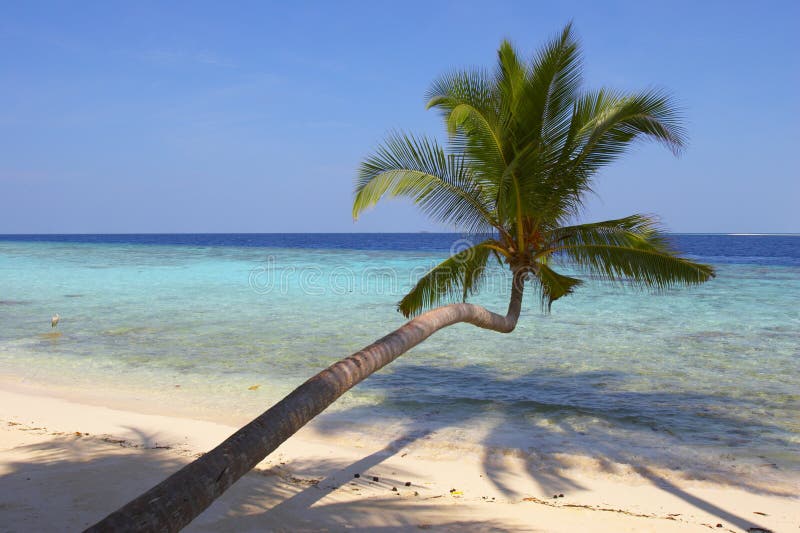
[86,272,526,532]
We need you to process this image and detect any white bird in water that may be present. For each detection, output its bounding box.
[51,313,60,328]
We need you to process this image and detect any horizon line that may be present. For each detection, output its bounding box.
[1,232,799,236]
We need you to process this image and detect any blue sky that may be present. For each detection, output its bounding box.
[1,1,798,233]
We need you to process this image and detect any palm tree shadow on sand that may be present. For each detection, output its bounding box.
[0,424,509,531]
[219,363,795,531]
[1,365,794,532]
[188,428,514,532]
[0,429,185,530]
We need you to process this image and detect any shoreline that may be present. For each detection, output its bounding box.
[3,367,797,484]
[1,383,797,531]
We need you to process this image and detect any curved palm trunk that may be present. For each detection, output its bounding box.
[87,272,525,532]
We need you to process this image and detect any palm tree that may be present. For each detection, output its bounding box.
[89,24,713,531]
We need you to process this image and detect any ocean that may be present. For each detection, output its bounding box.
[1,234,798,478]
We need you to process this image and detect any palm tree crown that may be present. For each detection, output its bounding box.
[354,24,714,317]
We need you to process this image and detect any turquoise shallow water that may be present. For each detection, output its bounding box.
[1,235,798,477]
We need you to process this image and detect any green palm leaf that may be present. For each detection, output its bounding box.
[561,244,714,289]
[533,263,583,310]
[516,22,582,150]
[571,89,686,171]
[544,214,714,289]
[546,214,669,250]
[353,131,498,233]
[398,242,495,317]
[538,90,687,227]
[426,69,507,197]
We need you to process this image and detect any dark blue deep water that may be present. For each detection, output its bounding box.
[1,233,798,266]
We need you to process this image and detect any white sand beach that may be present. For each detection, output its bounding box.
[1,383,796,532]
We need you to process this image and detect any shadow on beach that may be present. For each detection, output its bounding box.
[0,428,509,532]
[1,365,795,531]
[0,429,184,530]
[315,364,796,481]
[278,364,796,531]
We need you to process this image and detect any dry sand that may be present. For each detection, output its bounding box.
[0,385,797,532]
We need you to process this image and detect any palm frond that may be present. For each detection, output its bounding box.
[495,39,527,114]
[505,24,583,222]
[562,244,714,288]
[517,22,582,149]
[353,131,498,232]
[535,89,685,226]
[545,214,669,250]
[398,242,494,317]
[571,88,686,172]
[533,263,583,310]
[426,69,507,195]
[544,214,714,288]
